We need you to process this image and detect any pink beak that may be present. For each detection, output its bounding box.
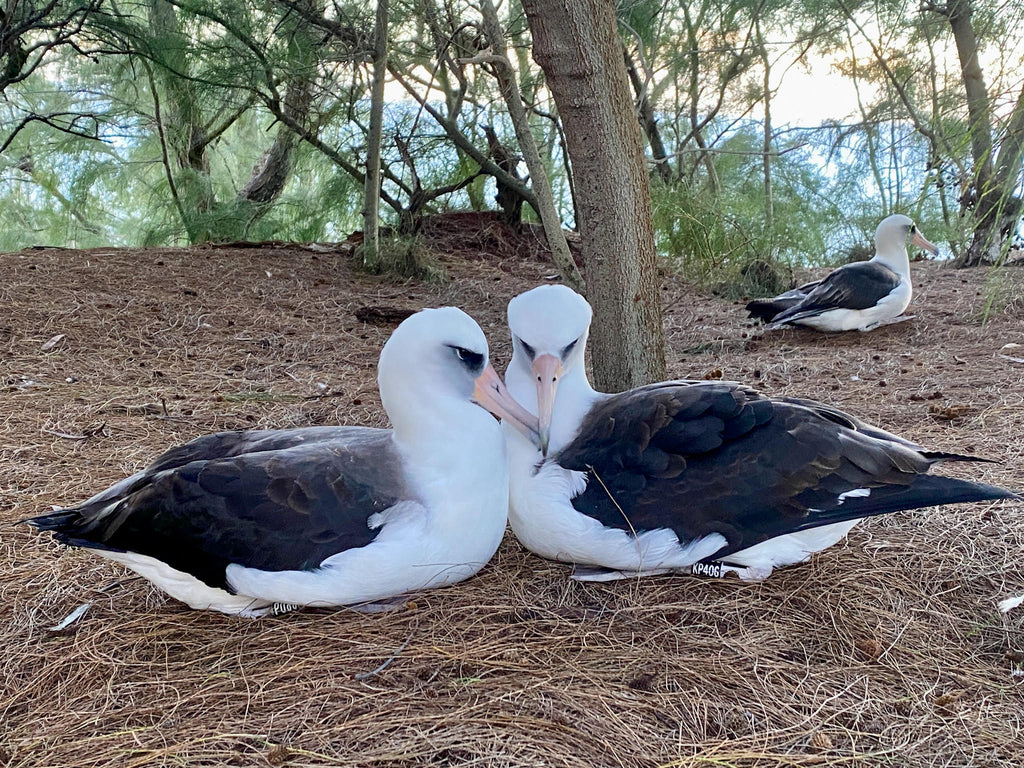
[911,228,940,257]
[473,364,541,448]
[532,354,563,456]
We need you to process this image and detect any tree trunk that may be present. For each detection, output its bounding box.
[236,2,316,232]
[237,129,298,206]
[940,0,1022,266]
[482,124,526,227]
[521,0,665,391]
[479,0,584,291]
[847,37,887,211]
[362,0,388,270]
[388,64,542,215]
[757,20,773,237]
[947,0,992,190]
[682,9,719,193]
[923,27,955,239]
[147,0,212,241]
[235,87,310,238]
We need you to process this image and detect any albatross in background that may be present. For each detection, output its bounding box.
[503,285,1017,582]
[29,307,540,616]
[747,214,940,331]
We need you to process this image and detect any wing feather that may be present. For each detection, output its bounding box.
[30,428,412,590]
[769,262,901,323]
[552,381,1011,559]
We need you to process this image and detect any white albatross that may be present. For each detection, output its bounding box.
[29,307,540,616]
[502,285,1017,582]
[746,214,939,331]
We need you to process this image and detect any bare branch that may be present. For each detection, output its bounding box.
[386,64,541,214]
[0,112,103,155]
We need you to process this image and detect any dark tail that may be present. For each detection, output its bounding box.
[712,474,1018,560]
[746,299,792,322]
[919,451,999,464]
[24,506,125,554]
[25,508,79,531]
[794,474,1018,534]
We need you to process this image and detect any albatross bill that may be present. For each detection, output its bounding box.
[29,307,540,617]
[503,285,1018,582]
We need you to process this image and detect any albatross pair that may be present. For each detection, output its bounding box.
[747,214,939,331]
[30,308,540,617]
[30,291,1017,615]
[503,285,1016,581]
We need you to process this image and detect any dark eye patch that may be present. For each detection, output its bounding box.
[519,338,536,359]
[450,345,484,371]
[561,338,578,358]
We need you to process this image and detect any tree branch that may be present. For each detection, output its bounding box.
[386,64,541,213]
[0,112,103,155]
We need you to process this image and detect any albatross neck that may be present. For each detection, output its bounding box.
[871,236,911,279]
[549,360,602,455]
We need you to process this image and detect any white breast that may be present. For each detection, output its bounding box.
[230,421,510,607]
[505,434,726,572]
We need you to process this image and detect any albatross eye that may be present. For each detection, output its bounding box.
[561,338,578,357]
[519,338,536,359]
[451,346,484,371]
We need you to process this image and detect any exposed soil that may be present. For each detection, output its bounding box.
[2,216,1023,767]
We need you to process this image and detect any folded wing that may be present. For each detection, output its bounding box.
[552,381,1014,559]
[29,427,411,590]
[767,262,901,325]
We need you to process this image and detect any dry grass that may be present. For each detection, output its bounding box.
[2,221,1023,767]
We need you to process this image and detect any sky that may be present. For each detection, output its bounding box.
[771,60,864,127]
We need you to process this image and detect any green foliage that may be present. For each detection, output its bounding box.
[1,0,1021,269]
[652,124,844,294]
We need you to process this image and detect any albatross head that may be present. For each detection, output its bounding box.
[874,214,940,270]
[377,306,540,447]
[507,285,593,455]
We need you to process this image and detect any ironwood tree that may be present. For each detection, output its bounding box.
[925,0,1024,266]
[2,0,1023,281]
[521,0,666,391]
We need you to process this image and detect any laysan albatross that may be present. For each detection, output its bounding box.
[29,307,540,616]
[747,214,939,331]
[502,285,1017,581]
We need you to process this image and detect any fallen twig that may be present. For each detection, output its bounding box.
[353,626,416,681]
[42,422,108,440]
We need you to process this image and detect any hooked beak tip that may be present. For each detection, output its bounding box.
[912,230,940,258]
[472,364,542,446]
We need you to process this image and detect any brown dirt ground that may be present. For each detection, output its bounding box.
[2,217,1023,767]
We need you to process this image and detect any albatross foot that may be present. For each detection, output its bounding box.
[570,565,673,582]
[862,314,914,331]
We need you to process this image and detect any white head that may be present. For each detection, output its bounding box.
[378,307,539,446]
[874,214,939,270]
[506,285,594,454]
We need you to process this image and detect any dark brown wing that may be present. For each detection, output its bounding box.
[29,428,413,590]
[552,382,1014,558]
[768,262,901,324]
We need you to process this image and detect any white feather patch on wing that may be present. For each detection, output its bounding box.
[837,488,871,504]
[998,595,1024,613]
[99,550,273,617]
